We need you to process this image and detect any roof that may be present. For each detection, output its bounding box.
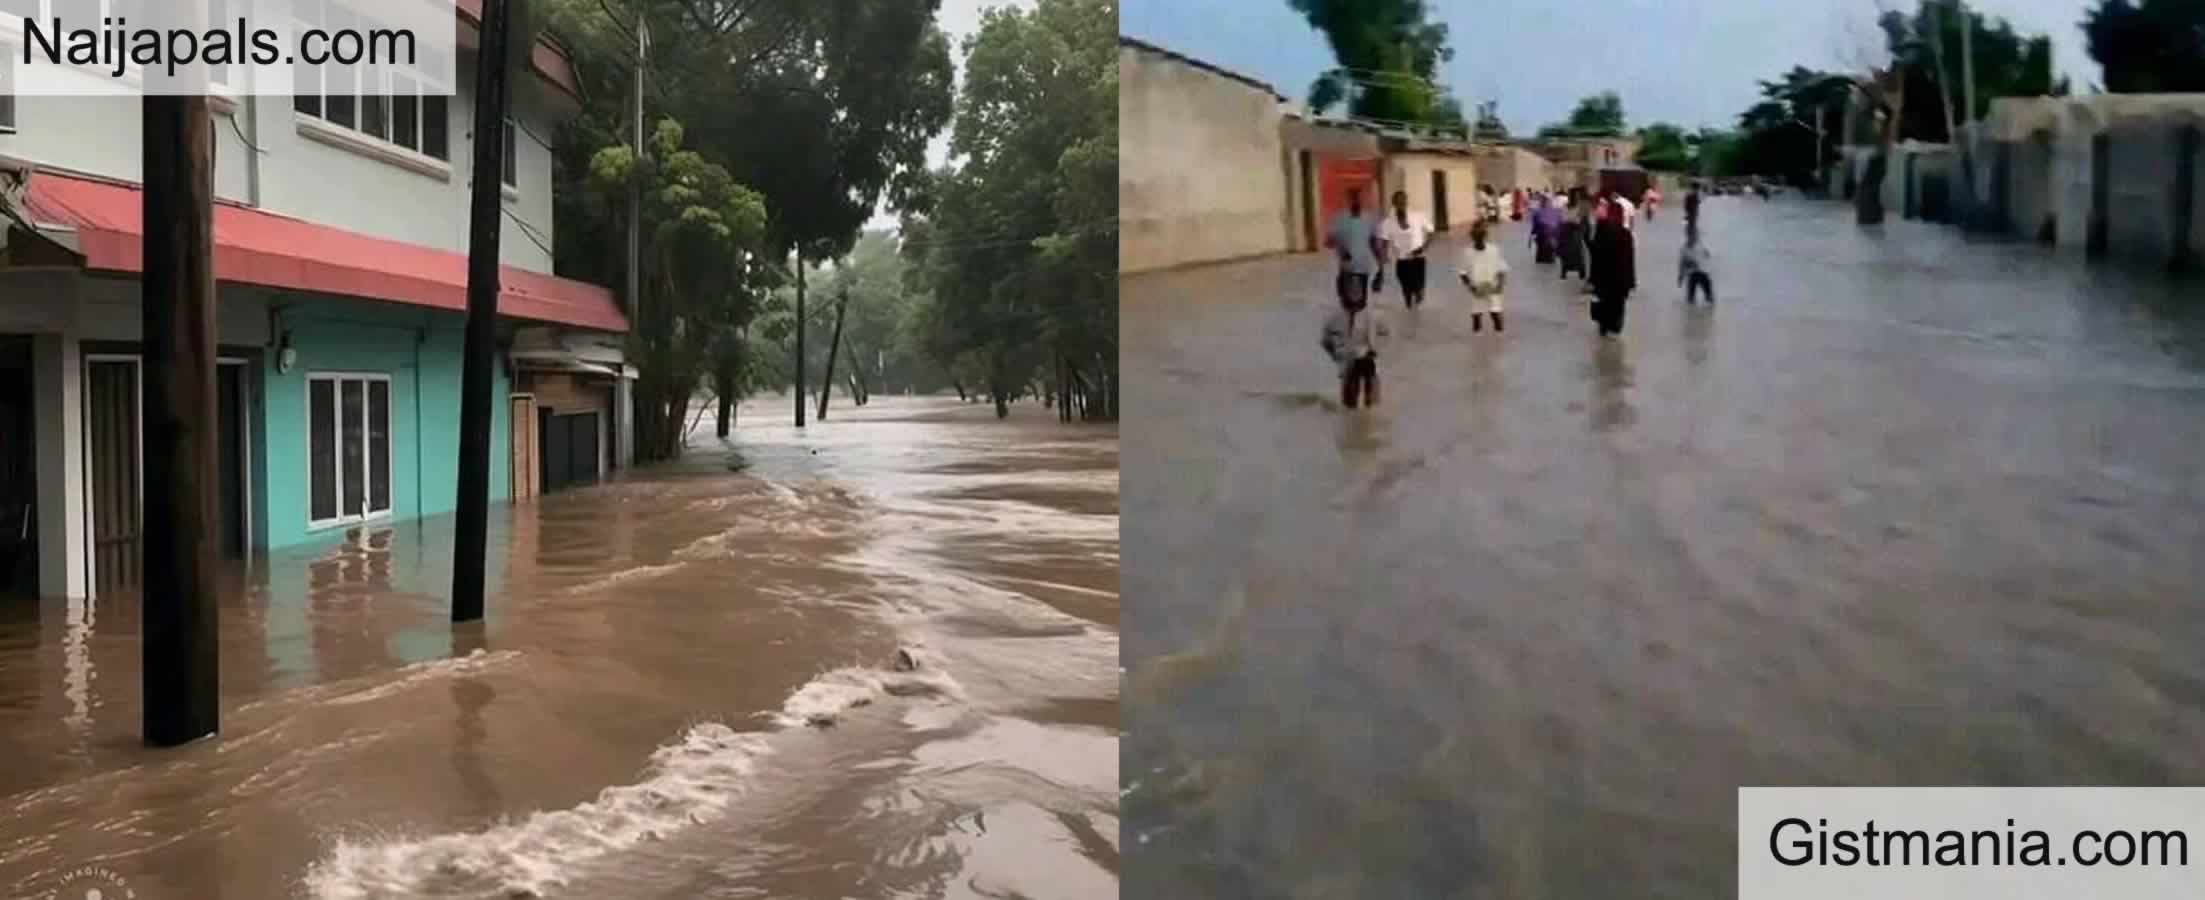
[1118,35,1286,101]
[453,0,584,102]
[20,170,626,333]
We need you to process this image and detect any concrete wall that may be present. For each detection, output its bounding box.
[2103,120,2179,265]
[1384,153,1479,232]
[1119,43,1291,272]
[1473,147,1551,191]
[0,52,564,273]
[260,295,512,551]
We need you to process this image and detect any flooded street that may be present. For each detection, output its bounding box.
[0,396,1118,900]
[1122,198,2205,897]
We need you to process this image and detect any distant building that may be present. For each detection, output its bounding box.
[0,9,627,599]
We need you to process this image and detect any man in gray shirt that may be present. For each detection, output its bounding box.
[1326,186,1384,307]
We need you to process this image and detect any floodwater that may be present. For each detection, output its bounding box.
[0,395,1118,900]
[1122,198,2205,897]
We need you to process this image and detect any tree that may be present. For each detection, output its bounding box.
[905,0,1117,422]
[544,0,951,441]
[1636,122,1692,171]
[1567,91,1627,135]
[1473,100,1508,139]
[589,119,771,459]
[2084,0,2205,93]
[1290,0,1459,133]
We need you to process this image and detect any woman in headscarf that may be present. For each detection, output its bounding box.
[1555,192,1587,280]
[1529,193,1562,264]
[1588,197,1638,337]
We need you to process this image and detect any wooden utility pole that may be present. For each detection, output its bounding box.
[625,19,645,450]
[816,283,849,422]
[141,93,221,747]
[793,254,806,428]
[453,0,520,623]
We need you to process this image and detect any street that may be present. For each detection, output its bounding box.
[0,397,1118,900]
[1121,197,2205,896]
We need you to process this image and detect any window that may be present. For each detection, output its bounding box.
[0,40,14,134]
[292,0,448,162]
[308,374,392,527]
[501,118,517,187]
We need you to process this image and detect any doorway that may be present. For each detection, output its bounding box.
[509,394,539,501]
[82,356,251,595]
[0,337,34,596]
[1298,150,1316,251]
[1432,170,1450,231]
[84,357,141,595]
[539,409,601,494]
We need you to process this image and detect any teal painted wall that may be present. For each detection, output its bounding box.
[258,298,511,550]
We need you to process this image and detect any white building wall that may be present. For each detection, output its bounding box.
[0,52,565,274]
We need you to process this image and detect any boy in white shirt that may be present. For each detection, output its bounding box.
[1321,273,1388,409]
[1378,190,1436,309]
[1457,220,1510,333]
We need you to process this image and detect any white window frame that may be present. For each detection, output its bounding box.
[0,0,240,101]
[0,36,15,134]
[305,371,394,530]
[501,117,517,187]
[290,0,451,173]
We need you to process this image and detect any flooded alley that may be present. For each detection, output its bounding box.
[1122,197,2205,897]
[0,396,1118,900]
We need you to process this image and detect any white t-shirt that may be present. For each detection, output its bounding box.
[1459,242,1510,293]
[1378,211,1433,259]
[1613,196,1638,230]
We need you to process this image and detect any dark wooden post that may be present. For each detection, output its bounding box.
[2170,125,2197,275]
[454,0,519,623]
[816,284,848,422]
[141,95,221,747]
[793,254,806,428]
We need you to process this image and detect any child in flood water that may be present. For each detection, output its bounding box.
[1458,220,1510,333]
[1679,223,1715,304]
[1321,271,1387,409]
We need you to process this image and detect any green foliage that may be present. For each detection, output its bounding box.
[1289,0,1459,134]
[904,0,1117,421]
[1880,0,2065,142]
[542,0,952,450]
[1635,122,1692,171]
[2083,0,2205,93]
[1535,91,1627,138]
[1472,100,1508,139]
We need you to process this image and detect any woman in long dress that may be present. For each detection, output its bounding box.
[1530,194,1561,264]
[1555,194,1587,279]
[1588,201,1638,337]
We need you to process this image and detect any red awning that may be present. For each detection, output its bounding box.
[21,170,627,334]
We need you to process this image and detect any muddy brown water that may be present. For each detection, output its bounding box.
[1122,198,2205,897]
[0,395,1117,900]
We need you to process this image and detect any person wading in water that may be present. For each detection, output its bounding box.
[1589,197,1638,337]
[1378,190,1435,310]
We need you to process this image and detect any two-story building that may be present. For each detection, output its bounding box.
[0,4,628,599]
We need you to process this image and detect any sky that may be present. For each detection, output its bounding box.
[1119,0,2101,137]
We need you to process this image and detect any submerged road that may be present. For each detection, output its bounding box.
[1,396,1117,900]
[1123,197,2205,897]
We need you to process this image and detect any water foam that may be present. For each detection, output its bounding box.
[770,661,963,729]
[323,649,520,707]
[305,722,772,900]
[306,658,962,898]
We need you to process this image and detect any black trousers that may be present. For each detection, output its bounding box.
[1395,257,1427,303]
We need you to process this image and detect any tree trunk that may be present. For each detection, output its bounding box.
[953,379,966,402]
[452,0,516,625]
[142,94,221,747]
[793,253,807,428]
[816,285,849,422]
